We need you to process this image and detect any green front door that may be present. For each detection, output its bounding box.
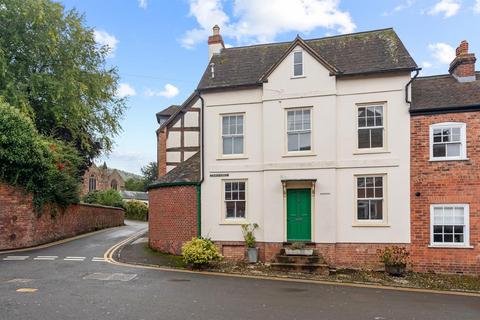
[286,189,311,242]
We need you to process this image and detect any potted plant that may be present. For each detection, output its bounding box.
[241,223,259,263]
[284,242,314,256]
[378,246,409,276]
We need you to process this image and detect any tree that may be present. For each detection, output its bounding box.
[125,178,145,192]
[141,162,158,189]
[0,0,126,172]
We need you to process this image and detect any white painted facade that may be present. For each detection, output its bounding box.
[201,46,411,244]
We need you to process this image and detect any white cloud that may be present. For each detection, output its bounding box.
[428,42,455,64]
[94,30,119,57]
[181,0,356,48]
[422,61,433,68]
[116,83,137,98]
[428,0,460,18]
[475,0,480,13]
[382,0,414,16]
[138,0,148,9]
[145,84,180,98]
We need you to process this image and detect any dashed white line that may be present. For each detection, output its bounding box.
[3,256,29,261]
[33,256,58,261]
[91,257,106,262]
[64,257,86,261]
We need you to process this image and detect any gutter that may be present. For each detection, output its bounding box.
[405,68,421,104]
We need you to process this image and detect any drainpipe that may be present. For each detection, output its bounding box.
[195,90,205,238]
[405,68,421,104]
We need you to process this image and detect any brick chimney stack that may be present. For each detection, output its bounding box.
[449,40,476,82]
[208,25,224,62]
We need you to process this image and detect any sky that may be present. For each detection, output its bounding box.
[59,0,480,174]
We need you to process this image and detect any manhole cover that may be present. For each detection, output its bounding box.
[83,273,137,282]
[168,278,191,282]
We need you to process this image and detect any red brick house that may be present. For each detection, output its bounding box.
[410,40,480,274]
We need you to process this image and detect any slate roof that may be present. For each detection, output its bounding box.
[198,28,417,90]
[120,191,149,201]
[411,72,480,113]
[150,152,200,187]
[156,105,180,117]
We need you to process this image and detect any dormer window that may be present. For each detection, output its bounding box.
[293,50,303,77]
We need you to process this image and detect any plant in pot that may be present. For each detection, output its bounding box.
[241,223,259,263]
[378,246,410,276]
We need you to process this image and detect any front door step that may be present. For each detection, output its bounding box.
[270,262,330,275]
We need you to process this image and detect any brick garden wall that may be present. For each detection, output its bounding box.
[411,112,480,274]
[0,183,124,251]
[148,185,198,255]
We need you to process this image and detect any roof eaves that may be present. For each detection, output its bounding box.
[158,92,198,131]
[410,103,480,115]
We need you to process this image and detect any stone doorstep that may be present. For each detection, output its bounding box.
[275,254,325,265]
[270,262,330,276]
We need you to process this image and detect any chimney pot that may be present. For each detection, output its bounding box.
[449,40,476,82]
[208,24,224,62]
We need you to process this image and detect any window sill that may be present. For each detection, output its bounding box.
[290,75,306,79]
[429,158,469,162]
[428,244,474,249]
[352,222,390,227]
[353,149,390,155]
[282,152,316,158]
[220,219,248,225]
[217,155,249,161]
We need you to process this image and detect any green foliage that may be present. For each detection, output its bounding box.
[124,200,148,221]
[82,189,123,208]
[378,246,410,266]
[0,0,126,169]
[241,223,259,248]
[125,178,146,192]
[182,238,222,267]
[0,101,81,211]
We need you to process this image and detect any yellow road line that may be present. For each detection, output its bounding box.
[104,234,480,298]
[16,288,38,293]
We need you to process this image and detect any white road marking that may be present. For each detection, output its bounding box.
[3,256,29,261]
[33,256,58,261]
[91,257,106,262]
[64,256,85,261]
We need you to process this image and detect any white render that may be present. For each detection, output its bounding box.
[200,46,411,244]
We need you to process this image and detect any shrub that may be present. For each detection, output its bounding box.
[241,223,259,248]
[0,101,81,212]
[82,189,123,208]
[124,200,148,221]
[378,246,410,266]
[182,238,222,267]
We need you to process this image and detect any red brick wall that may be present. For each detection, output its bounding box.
[157,129,167,178]
[149,185,198,255]
[217,241,405,270]
[0,183,124,251]
[411,113,480,274]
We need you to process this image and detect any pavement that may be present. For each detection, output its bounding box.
[1,221,479,320]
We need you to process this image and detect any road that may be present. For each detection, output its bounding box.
[0,221,479,320]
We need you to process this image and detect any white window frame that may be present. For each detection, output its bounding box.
[285,107,313,154]
[221,179,247,223]
[292,49,304,77]
[354,174,388,226]
[429,122,467,161]
[429,204,470,248]
[220,113,245,157]
[356,103,386,151]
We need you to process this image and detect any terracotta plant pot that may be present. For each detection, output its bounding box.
[385,263,407,276]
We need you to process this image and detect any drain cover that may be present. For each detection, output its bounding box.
[83,273,137,282]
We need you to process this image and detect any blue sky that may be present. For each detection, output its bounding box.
[60,0,480,174]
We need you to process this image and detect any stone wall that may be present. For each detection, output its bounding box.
[0,183,124,251]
